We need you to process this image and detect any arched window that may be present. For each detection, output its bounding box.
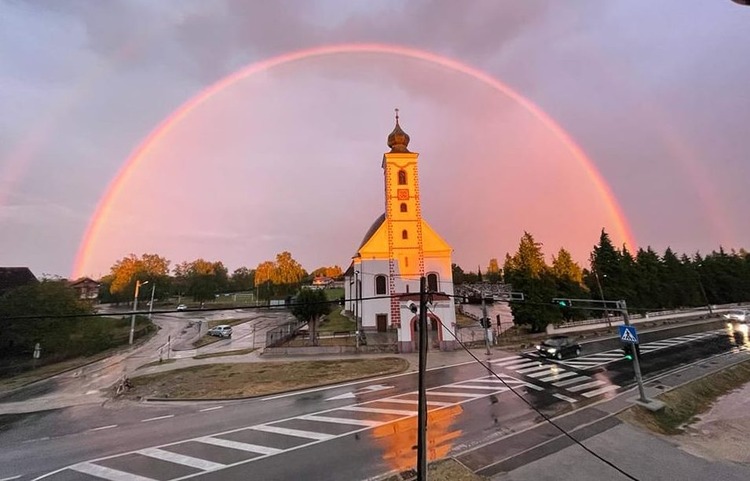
[427,273,439,292]
[398,170,407,185]
[375,275,387,295]
[402,229,408,240]
[400,203,407,213]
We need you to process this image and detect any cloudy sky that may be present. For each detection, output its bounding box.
[1,0,749,279]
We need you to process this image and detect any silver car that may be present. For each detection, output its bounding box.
[724,310,749,322]
[208,325,233,338]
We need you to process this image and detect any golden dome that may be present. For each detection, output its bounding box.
[387,109,410,153]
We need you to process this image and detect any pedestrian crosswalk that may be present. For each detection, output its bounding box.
[488,356,619,402]
[35,372,550,481]
[528,329,725,370]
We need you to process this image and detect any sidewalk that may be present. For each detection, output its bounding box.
[473,350,750,481]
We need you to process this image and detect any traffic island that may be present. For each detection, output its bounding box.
[122,357,409,400]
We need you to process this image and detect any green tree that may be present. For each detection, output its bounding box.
[230,267,255,292]
[291,289,331,346]
[108,253,170,299]
[183,259,229,303]
[503,232,560,332]
[451,264,465,284]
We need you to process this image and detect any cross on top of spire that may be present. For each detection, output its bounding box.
[387,108,410,153]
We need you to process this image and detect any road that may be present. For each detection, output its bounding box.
[0,320,745,481]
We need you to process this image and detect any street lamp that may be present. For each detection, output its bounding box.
[593,270,611,325]
[695,263,713,315]
[354,270,361,349]
[148,283,156,320]
[129,280,149,345]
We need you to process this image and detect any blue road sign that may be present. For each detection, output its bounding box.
[619,325,639,344]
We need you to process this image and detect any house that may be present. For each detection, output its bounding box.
[69,277,101,300]
[0,267,38,296]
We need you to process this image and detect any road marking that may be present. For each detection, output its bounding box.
[538,371,578,382]
[566,380,606,392]
[0,475,22,481]
[138,447,225,471]
[424,391,479,398]
[515,365,553,374]
[89,424,118,432]
[250,424,335,440]
[141,414,174,423]
[447,384,508,391]
[374,398,451,407]
[489,356,525,366]
[500,360,540,370]
[340,406,417,416]
[70,462,156,481]
[582,385,620,398]
[22,437,49,444]
[552,376,590,387]
[301,415,381,427]
[196,437,282,455]
[200,406,224,412]
[553,393,578,403]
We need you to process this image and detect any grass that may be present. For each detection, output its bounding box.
[383,458,486,481]
[193,347,256,359]
[319,307,355,332]
[126,357,409,399]
[455,310,478,328]
[619,359,750,435]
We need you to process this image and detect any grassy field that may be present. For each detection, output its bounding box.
[127,358,409,399]
[619,359,750,435]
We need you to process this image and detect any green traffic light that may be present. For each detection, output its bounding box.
[624,354,633,360]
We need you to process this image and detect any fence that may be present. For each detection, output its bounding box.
[265,318,306,348]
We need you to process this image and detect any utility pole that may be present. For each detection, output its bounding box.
[148,284,156,320]
[129,280,148,345]
[416,276,428,481]
[619,300,649,403]
[355,270,361,351]
[481,290,491,355]
[594,270,610,326]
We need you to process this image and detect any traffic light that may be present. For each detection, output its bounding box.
[479,317,491,329]
[553,299,571,308]
[622,343,641,360]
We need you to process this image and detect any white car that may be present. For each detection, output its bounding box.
[724,310,749,322]
[208,325,233,338]
[176,304,188,311]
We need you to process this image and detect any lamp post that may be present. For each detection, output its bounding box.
[593,270,610,325]
[129,280,149,345]
[696,263,713,315]
[148,283,156,320]
[354,270,361,350]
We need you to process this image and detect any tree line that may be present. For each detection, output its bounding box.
[452,229,750,332]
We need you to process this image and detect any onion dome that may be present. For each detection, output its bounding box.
[387,109,410,153]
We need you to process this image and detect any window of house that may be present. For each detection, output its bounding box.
[375,275,387,295]
[398,170,407,185]
[402,229,408,240]
[427,273,439,292]
[400,203,407,213]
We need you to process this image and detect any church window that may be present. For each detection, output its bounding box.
[398,170,407,185]
[375,275,387,295]
[402,229,408,240]
[400,203,407,213]
[405,257,409,267]
[427,273,439,292]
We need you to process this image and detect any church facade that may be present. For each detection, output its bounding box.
[344,114,457,353]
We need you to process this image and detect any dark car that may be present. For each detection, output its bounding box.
[535,335,581,360]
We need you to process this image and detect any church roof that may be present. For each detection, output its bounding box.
[387,110,410,153]
[357,213,386,252]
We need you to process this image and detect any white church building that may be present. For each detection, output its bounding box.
[344,113,457,353]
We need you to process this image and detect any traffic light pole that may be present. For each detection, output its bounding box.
[618,301,649,403]
[481,291,491,355]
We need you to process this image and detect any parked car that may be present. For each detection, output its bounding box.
[208,325,233,338]
[535,335,581,360]
[176,304,188,311]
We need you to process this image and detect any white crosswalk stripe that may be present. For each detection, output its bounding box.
[138,448,225,471]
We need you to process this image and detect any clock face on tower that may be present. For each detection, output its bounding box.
[397,189,409,200]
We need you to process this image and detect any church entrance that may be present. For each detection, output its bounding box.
[376,314,388,332]
[411,314,442,351]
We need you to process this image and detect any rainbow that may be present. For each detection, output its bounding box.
[71,43,636,278]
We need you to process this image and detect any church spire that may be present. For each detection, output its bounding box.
[387,108,410,153]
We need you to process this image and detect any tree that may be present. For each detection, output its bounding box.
[310,266,344,280]
[503,232,560,332]
[230,267,255,292]
[254,252,306,299]
[291,289,331,346]
[108,253,170,299]
[182,259,229,303]
[451,264,465,284]
[551,248,588,321]
[486,258,502,282]
[551,248,583,285]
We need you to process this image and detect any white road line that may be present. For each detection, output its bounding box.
[489,356,526,366]
[196,437,282,455]
[527,369,564,378]
[138,447,225,471]
[89,424,118,432]
[478,377,525,384]
[0,475,22,481]
[250,424,335,440]
[566,380,606,392]
[553,393,578,403]
[552,376,590,387]
[447,384,508,391]
[339,406,416,416]
[538,371,578,382]
[501,361,541,370]
[300,415,381,427]
[70,462,156,481]
[376,398,451,406]
[425,391,480,398]
[515,365,553,374]
[200,406,224,412]
[140,414,174,423]
[523,383,544,391]
[582,385,620,398]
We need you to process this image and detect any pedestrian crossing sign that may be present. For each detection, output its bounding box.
[619,325,639,344]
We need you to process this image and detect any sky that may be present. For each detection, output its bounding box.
[1,0,749,279]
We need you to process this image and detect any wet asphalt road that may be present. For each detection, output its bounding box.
[1,319,746,481]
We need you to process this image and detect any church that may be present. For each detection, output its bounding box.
[344,112,457,353]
